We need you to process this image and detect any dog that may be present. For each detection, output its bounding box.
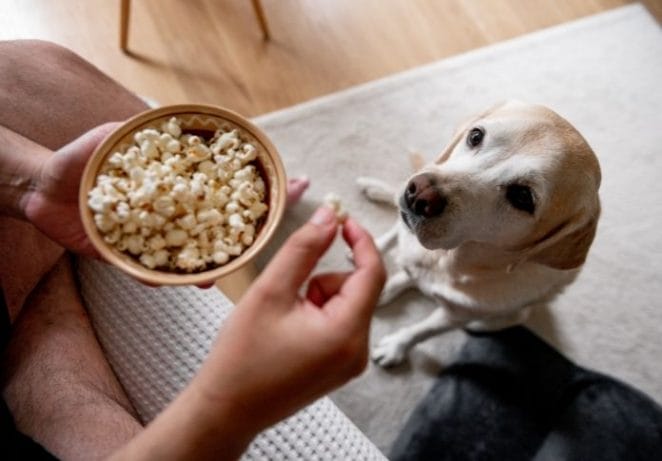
[357,101,601,367]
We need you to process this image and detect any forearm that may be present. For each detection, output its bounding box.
[0,124,51,218]
[108,322,283,460]
[108,380,256,461]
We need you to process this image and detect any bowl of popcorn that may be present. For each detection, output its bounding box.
[80,104,286,286]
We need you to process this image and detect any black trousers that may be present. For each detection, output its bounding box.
[391,327,662,461]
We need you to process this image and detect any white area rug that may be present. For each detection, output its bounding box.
[253,4,662,453]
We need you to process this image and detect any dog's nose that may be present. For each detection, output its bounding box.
[404,174,447,218]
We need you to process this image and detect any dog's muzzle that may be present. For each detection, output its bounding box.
[402,173,447,219]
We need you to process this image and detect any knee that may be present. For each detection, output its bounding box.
[11,39,84,66]
[11,38,72,55]
[0,39,91,79]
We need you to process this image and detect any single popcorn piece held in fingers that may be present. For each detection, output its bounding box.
[87,116,269,272]
[323,192,348,222]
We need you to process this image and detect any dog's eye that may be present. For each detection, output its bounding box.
[506,185,535,214]
[467,127,485,148]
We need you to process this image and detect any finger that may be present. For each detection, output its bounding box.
[286,177,310,207]
[255,206,338,302]
[305,272,350,307]
[52,122,123,198]
[82,122,121,145]
[59,122,121,160]
[326,218,385,321]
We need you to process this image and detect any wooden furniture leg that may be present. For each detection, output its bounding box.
[251,0,270,40]
[119,0,269,51]
[120,0,131,53]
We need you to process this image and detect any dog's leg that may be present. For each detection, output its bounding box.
[378,270,414,307]
[356,176,398,207]
[372,308,464,367]
[374,221,399,253]
[465,307,531,332]
[347,221,399,263]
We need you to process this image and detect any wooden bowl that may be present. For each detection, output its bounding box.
[79,104,286,286]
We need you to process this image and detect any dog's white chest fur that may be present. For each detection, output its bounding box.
[394,222,576,314]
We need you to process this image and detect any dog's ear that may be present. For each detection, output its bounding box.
[524,206,600,270]
[409,151,425,171]
[435,129,465,164]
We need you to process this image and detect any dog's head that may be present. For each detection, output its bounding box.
[400,101,601,270]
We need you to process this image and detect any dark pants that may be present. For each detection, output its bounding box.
[391,327,662,461]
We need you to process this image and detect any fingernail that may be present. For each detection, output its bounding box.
[310,206,336,226]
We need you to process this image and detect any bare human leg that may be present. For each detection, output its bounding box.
[2,256,142,460]
[0,39,148,459]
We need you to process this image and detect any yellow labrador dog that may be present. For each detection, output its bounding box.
[358,101,601,367]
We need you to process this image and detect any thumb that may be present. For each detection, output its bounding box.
[55,122,121,175]
[255,207,339,302]
[46,123,121,201]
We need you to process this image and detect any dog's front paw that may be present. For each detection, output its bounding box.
[372,333,408,367]
[356,177,396,204]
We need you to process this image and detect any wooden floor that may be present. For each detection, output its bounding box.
[1,0,660,117]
